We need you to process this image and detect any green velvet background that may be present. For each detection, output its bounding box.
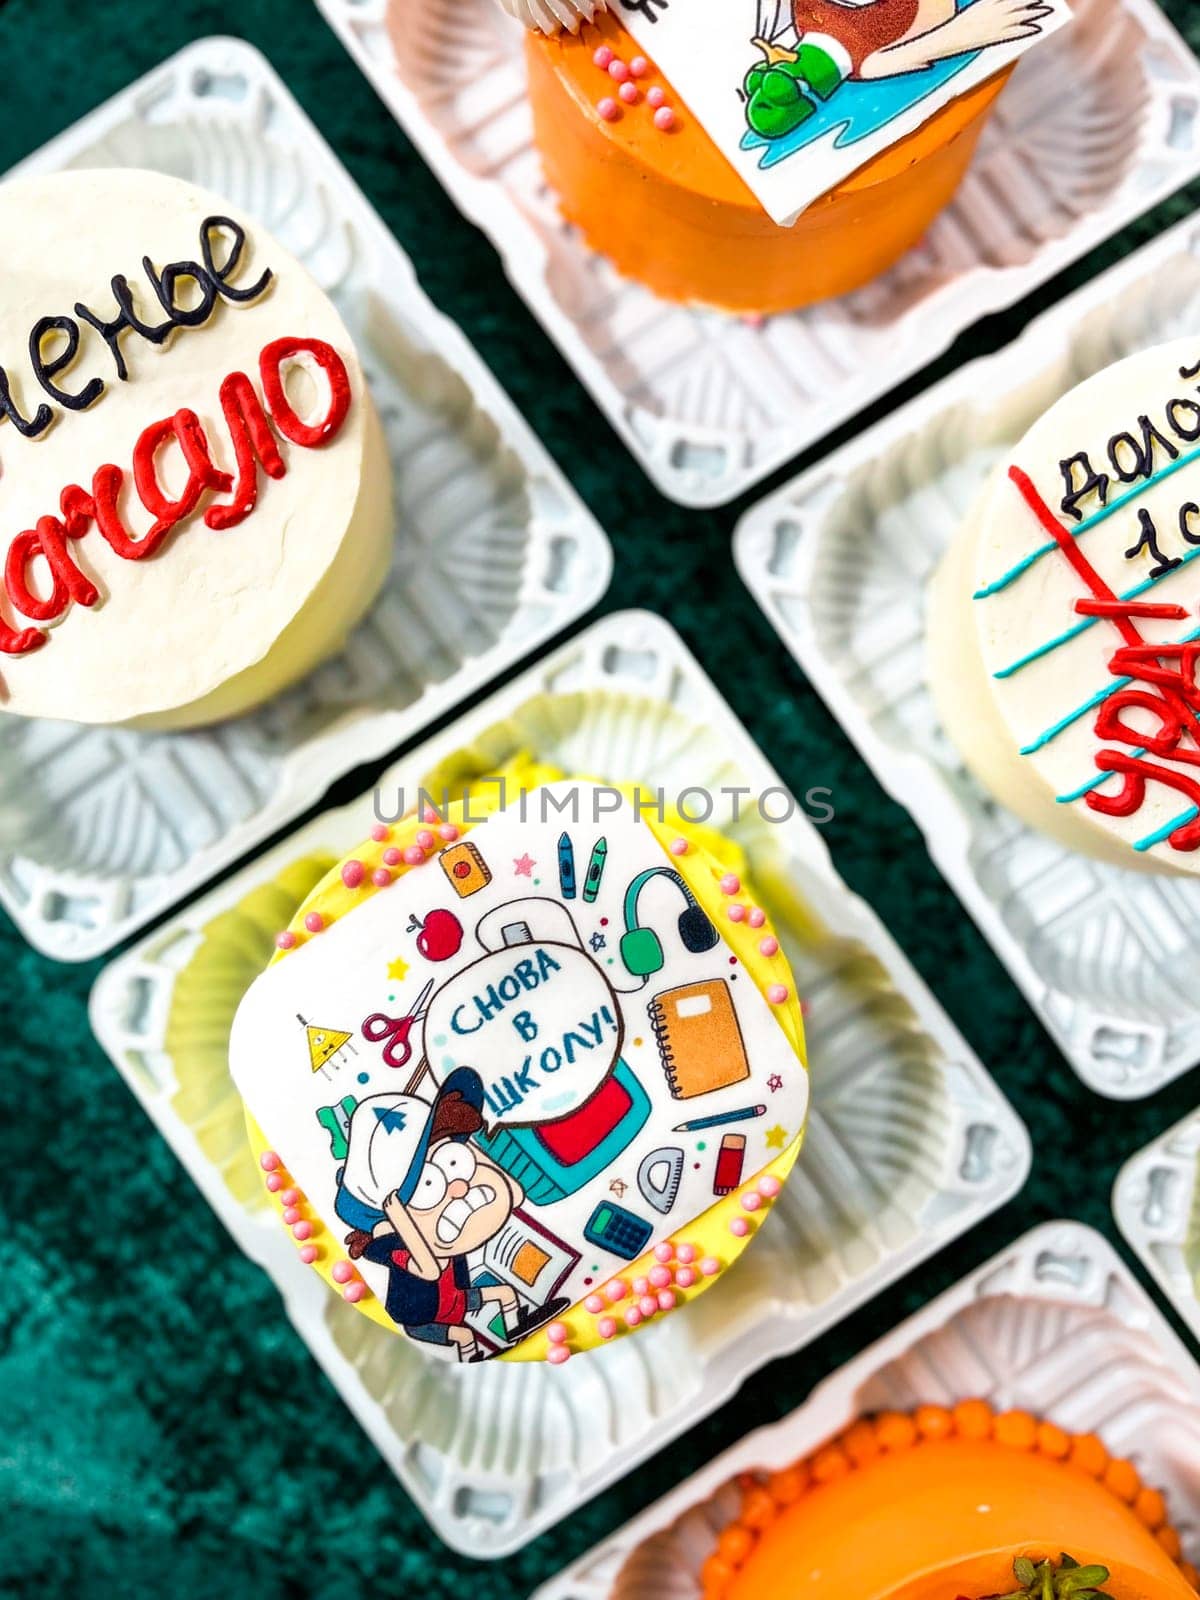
[3,2,1200,1594]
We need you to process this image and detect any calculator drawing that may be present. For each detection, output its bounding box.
[584,1199,655,1260]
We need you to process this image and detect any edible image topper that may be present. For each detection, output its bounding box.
[230,783,809,1362]
[614,0,1071,226]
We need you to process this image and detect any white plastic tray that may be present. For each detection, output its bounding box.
[1114,1110,1200,1344]
[534,1219,1200,1600]
[314,0,1200,509]
[0,36,612,964]
[89,609,1029,1559]
[736,212,1200,1102]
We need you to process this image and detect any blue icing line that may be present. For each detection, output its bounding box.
[973,439,1200,601]
[1134,804,1200,853]
[993,548,1200,680]
[1056,748,1146,806]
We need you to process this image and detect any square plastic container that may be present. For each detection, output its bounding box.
[533,1219,1200,1600]
[1114,1110,1200,1343]
[89,609,1029,1558]
[0,36,612,963]
[315,0,1200,506]
[736,212,1200,1101]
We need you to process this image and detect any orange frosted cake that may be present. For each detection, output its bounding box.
[440,0,1074,314]
[700,1402,1197,1600]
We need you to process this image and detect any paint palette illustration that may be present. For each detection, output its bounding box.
[229,780,810,1364]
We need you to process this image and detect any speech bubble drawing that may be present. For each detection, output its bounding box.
[422,941,624,1131]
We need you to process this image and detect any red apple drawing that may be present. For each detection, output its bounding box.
[408,909,464,962]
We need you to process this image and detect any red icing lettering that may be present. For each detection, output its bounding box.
[0,334,355,664]
[1088,751,1200,849]
[259,337,351,447]
[205,371,285,531]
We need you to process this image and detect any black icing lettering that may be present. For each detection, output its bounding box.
[29,316,103,413]
[74,274,175,383]
[1059,453,1109,523]
[1167,398,1200,442]
[1125,507,1181,577]
[142,256,218,330]
[1107,415,1179,484]
[201,215,273,304]
[1180,358,1200,381]
[0,364,52,438]
[1181,503,1200,547]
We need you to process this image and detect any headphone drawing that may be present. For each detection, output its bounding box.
[619,867,719,978]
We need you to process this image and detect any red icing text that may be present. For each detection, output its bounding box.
[0,336,353,657]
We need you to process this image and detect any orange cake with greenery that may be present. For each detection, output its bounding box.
[700,1401,1197,1600]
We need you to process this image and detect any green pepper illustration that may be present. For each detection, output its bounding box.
[744,41,846,141]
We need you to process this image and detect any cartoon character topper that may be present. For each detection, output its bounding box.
[229,783,810,1361]
[605,0,1070,225]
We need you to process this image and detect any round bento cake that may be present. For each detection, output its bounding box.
[929,339,1200,875]
[0,169,392,730]
[229,762,809,1364]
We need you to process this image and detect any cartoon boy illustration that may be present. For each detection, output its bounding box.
[334,1067,530,1362]
[745,0,1054,140]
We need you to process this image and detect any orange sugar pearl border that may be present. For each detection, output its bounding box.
[699,1399,1199,1600]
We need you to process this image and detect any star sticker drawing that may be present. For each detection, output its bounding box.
[387,955,410,984]
[513,853,536,878]
[609,1178,628,1199]
[764,1124,788,1151]
[589,931,607,952]
[766,1072,783,1093]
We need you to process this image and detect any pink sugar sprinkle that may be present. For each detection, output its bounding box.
[282,1207,301,1226]
[625,1307,643,1328]
[547,1345,571,1366]
[654,1241,675,1263]
[741,1192,762,1213]
[415,830,435,851]
[676,1243,697,1265]
[759,936,780,958]
[420,804,439,824]
[371,824,390,843]
[343,1282,367,1303]
[606,1278,629,1304]
[767,983,789,1005]
[700,1256,721,1277]
[585,1294,605,1315]
[382,847,402,866]
[646,86,666,108]
[598,1316,617,1339]
[728,903,746,923]
[593,44,613,68]
[547,1322,569,1345]
[597,96,619,122]
[292,1221,313,1241]
[648,1266,672,1290]
[730,1217,751,1238]
[265,1174,283,1194]
[275,931,297,951]
[403,845,425,866]
[748,908,766,929]
[630,55,649,78]
[653,106,676,132]
[281,1188,300,1206]
[331,1261,354,1285]
[657,1290,677,1312]
[439,823,460,842]
[299,1245,319,1265]
[719,873,740,896]
[341,860,365,889]
[260,1152,281,1173]
[758,1175,783,1199]
[304,912,324,934]
[675,1266,697,1290]
[608,58,630,83]
[669,837,689,856]
[618,81,639,105]
[632,1276,649,1297]
[372,868,393,889]
[638,1295,658,1317]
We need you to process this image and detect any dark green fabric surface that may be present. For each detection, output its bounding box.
[3,2,1200,1594]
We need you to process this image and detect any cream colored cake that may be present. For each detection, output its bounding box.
[929,339,1200,874]
[0,169,393,730]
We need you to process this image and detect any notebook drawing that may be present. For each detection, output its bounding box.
[648,978,751,1101]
